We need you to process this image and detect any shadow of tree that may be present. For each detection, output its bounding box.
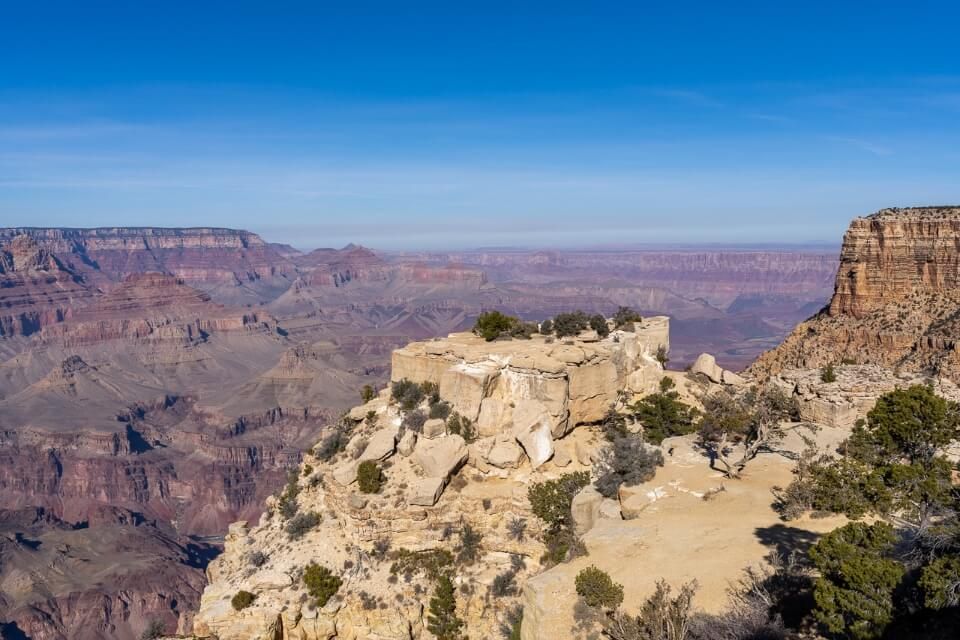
[754,523,822,560]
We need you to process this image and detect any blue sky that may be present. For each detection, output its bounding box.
[1,2,959,249]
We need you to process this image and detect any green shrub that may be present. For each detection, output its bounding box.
[429,400,452,420]
[302,463,314,477]
[594,437,663,498]
[456,523,483,565]
[473,310,520,341]
[390,547,455,582]
[391,378,425,410]
[447,412,477,443]
[285,511,321,540]
[528,471,590,529]
[613,306,642,329]
[809,522,904,639]
[589,314,610,337]
[553,311,589,338]
[231,590,256,611]
[630,377,698,445]
[820,363,837,383]
[401,409,427,433]
[655,345,669,366]
[575,565,624,609]
[316,427,349,461]
[919,555,960,610]
[356,460,384,494]
[427,575,464,640]
[540,318,553,334]
[303,563,343,607]
[360,384,376,403]
[140,620,166,640]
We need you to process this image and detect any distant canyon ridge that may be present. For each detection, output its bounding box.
[0,225,835,638]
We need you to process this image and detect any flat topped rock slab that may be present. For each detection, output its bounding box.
[359,424,400,462]
[413,434,468,478]
[408,477,447,506]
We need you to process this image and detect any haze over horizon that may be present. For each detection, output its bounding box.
[3,2,960,249]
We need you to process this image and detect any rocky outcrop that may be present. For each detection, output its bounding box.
[769,364,960,429]
[690,353,746,385]
[391,316,669,438]
[192,319,670,640]
[751,207,960,382]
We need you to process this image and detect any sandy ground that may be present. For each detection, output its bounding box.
[524,425,849,638]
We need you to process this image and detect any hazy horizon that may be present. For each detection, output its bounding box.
[3,3,960,249]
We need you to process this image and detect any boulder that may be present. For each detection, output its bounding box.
[409,477,447,506]
[512,399,555,469]
[552,440,572,467]
[571,485,605,536]
[359,424,399,462]
[333,461,358,486]
[422,418,446,439]
[691,353,725,383]
[397,431,417,456]
[575,439,596,466]
[476,397,509,437]
[413,434,468,478]
[440,362,498,421]
[568,360,619,426]
[486,439,525,469]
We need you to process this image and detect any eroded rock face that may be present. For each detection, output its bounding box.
[752,207,960,382]
[770,364,960,428]
[391,317,669,434]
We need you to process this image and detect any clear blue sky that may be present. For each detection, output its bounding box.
[2,1,959,249]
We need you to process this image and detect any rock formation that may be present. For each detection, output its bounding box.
[192,318,668,639]
[752,207,960,381]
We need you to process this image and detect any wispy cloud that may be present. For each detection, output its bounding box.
[647,88,724,108]
[824,136,893,157]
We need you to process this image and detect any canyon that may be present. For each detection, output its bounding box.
[187,206,960,640]
[0,225,836,638]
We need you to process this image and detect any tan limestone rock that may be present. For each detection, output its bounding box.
[412,434,468,478]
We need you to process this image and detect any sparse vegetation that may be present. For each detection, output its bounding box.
[389,548,455,582]
[391,378,425,410]
[529,471,590,565]
[576,565,625,609]
[630,377,699,445]
[427,575,465,640]
[140,619,166,640]
[401,408,427,433]
[474,310,522,341]
[820,362,837,383]
[553,310,590,338]
[231,590,256,611]
[248,550,268,567]
[285,511,321,540]
[303,563,342,607]
[360,383,376,403]
[613,306,643,329]
[356,460,384,493]
[507,516,527,542]
[655,344,670,367]
[809,522,904,639]
[594,435,664,498]
[456,522,483,565]
[697,386,801,479]
[589,313,610,337]
[446,412,477,443]
[429,399,452,420]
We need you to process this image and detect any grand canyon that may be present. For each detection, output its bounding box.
[0,224,836,638]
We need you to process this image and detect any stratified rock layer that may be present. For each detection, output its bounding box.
[752,207,960,380]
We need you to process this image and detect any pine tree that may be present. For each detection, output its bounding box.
[427,575,464,640]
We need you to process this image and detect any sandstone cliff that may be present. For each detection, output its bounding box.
[192,318,669,639]
[751,207,960,380]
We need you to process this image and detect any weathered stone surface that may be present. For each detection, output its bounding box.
[568,359,619,426]
[486,439,525,469]
[413,434,468,478]
[571,485,605,536]
[333,461,358,486]
[440,362,499,421]
[358,424,399,462]
[553,440,572,467]
[751,207,960,382]
[409,477,447,506]
[422,418,446,439]
[512,399,554,469]
[691,353,724,383]
[397,430,417,456]
[476,397,509,437]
